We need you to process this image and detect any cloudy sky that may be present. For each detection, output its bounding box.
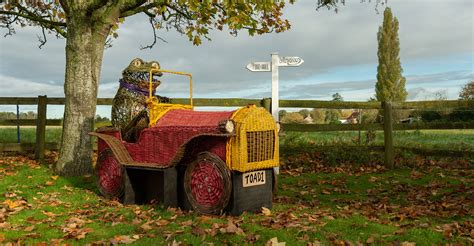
[0,0,473,118]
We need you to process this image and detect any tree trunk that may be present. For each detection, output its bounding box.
[55,13,108,176]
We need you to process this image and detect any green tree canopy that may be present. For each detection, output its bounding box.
[459,80,474,100]
[375,7,407,102]
[332,92,343,102]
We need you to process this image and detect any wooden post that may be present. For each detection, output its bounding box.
[261,98,272,113]
[358,109,362,145]
[35,95,47,160]
[382,101,394,168]
[16,101,20,143]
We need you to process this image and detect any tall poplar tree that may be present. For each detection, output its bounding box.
[375,7,407,102]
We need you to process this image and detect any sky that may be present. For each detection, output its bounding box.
[0,0,473,118]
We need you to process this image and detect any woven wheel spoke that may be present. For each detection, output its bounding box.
[184,152,231,215]
[96,149,125,200]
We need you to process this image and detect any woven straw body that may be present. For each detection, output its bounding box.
[227,105,279,172]
[124,110,234,166]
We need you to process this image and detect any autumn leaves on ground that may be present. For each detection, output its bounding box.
[0,151,472,245]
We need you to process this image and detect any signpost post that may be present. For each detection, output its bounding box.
[246,52,304,121]
[246,53,304,175]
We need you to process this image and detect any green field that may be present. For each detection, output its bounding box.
[280,129,474,152]
[1,127,473,153]
[0,152,472,245]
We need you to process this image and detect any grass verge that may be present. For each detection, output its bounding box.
[0,152,472,245]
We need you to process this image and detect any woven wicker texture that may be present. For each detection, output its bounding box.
[227,105,279,172]
[111,58,168,138]
[184,152,231,215]
[123,110,234,166]
[146,99,193,127]
[156,109,233,127]
[96,149,124,199]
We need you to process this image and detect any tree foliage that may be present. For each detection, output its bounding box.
[375,7,407,102]
[281,112,305,124]
[332,92,343,102]
[0,111,36,120]
[459,80,474,100]
[310,109,326,124]
[1,0,294,48]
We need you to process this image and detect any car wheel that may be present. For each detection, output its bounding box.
[184,152,231,215]
[96,148,124,200]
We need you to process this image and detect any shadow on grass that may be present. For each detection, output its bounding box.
[61,175,99,194]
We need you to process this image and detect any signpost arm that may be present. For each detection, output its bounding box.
[271,52,279,122]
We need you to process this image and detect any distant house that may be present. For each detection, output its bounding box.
[346,111,360,124]
[340,111,360,124]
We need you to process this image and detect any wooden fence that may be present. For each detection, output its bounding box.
[1,96,473,167]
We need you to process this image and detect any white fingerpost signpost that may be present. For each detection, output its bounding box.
[246,52,304,121]
[246,52,304,175]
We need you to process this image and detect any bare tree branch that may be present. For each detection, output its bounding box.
[37,26,47,49]
[0,8,67,38]
[0,10,66,27]
[140,17,167,49]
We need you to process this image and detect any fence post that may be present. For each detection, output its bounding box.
[261,98,272,113]
[383,101,394,168]
[16,101,20,143]
[35,95,47,160]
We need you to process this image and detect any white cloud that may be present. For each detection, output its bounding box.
[0,0,472,103]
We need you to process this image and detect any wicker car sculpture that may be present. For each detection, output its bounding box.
[90,68,279,215]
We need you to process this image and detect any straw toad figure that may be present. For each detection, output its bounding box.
[111,58,169,141]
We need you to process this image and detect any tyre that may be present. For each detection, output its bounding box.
[96,148,124,200]
[184,152,231,215]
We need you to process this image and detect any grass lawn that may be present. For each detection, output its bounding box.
[1,152,472,245]
[280,129,474,152]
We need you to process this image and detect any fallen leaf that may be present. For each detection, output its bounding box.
[171,239,184,246]
[155,219,170,226]
[400,242,416,246]
[42,211,56,217]
[181,220,193,227]
[132,218,141,225]
[326,215,335,221]
[0,233,4,242]
[45,181,54,186]
[4,199,24,209]
[321,189,331,195]
[220,220,245,235]
[308,241,321,246]
[0,223,10,229]
[51,175,59,180]
[443,226,453,239]
[245,233,260,242]
[67,223,77,229]
[266,237,286,246]
[112,235,137,244]
[24,225,35,232]
[140,222,153,231]
[366,236,375,244]
[191,226,205,236]
[261,207,272,216]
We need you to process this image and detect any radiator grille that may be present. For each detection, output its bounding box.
[246,130,274,163]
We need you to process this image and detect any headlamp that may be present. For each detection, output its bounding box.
[219,120,235,134]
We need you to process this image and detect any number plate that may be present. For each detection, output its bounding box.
[242,170,266,187]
